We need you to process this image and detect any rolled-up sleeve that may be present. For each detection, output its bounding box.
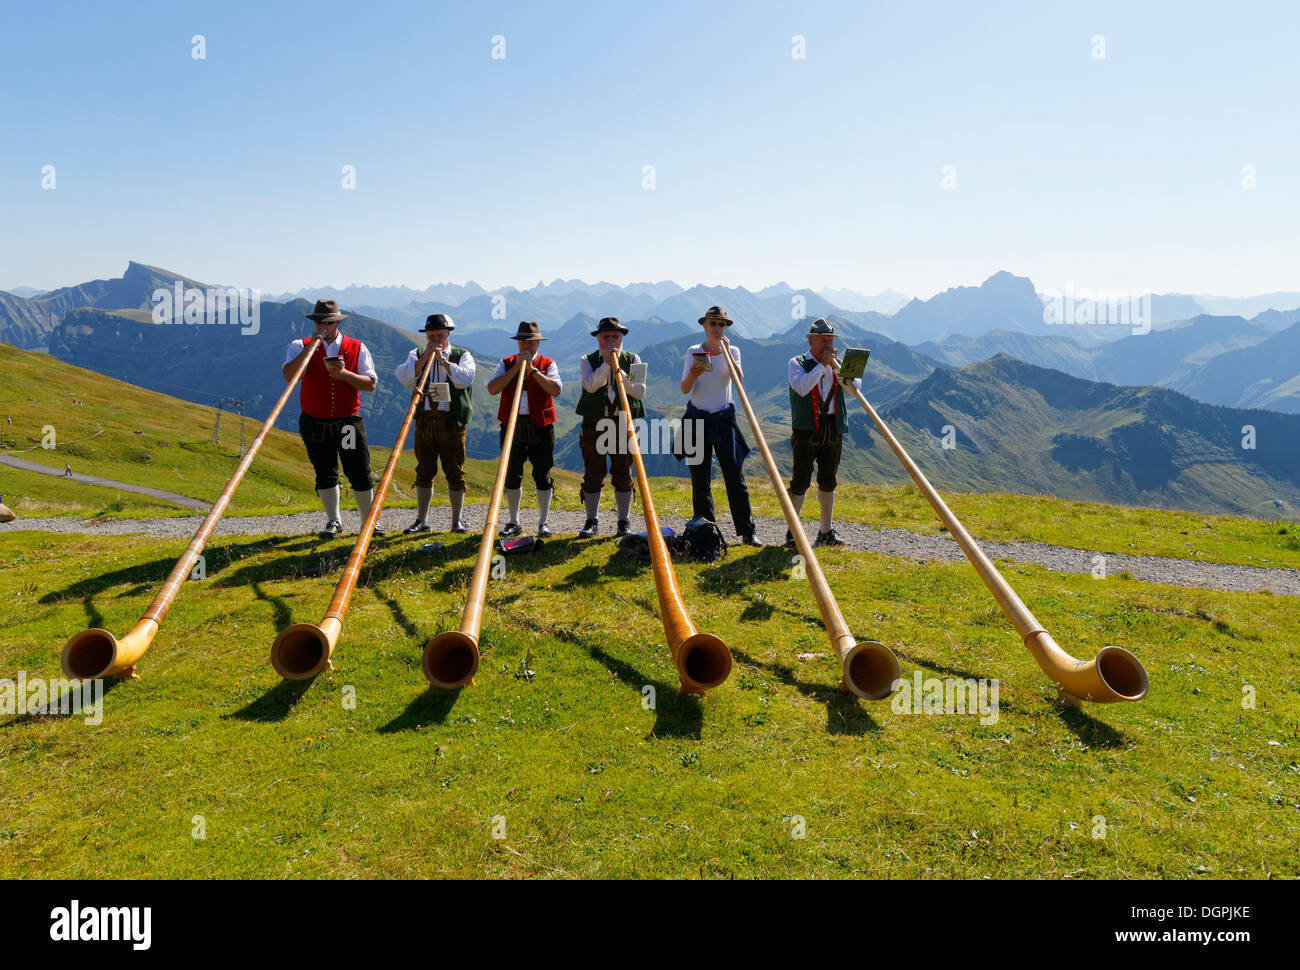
[789,357,825,397]
[448,351,475,389]
[395,348,419,388]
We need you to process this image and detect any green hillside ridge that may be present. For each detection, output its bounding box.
[4,343,1299,569]
[2,529,1295,878]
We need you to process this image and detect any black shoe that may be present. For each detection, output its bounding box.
[740,533,764,547]
[815,529,845,547]
[451,520,467,534]
[579,518,599,538]
[318,519,342,540]
[537,524,552,539]
[500,521,523,537]
[371,526,386,538]
[404,521,431,535]
[784,530,795,548]
[616,520,631,537]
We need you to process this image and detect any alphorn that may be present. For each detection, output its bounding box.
[717,345,901,699]
[841,373,1149,704]
[62,335,325,681]
[610,364,731,694]
[270,346,439,679]
[421,354,528,688]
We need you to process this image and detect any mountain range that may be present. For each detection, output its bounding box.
[7,261,1300,518]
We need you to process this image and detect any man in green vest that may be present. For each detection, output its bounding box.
[577,317,645,537]
[787,318,860,548]
[394,314,475,534]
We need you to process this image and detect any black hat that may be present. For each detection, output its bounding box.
[306,299,347,323]
[698,305,732,327]
[421,314,455,332]
[510,321,547,341]
[591,316,629,336]
[807,318,836,336]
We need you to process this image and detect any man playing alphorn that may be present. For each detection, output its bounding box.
[786,318,861,547]
[577,317,645,538]
[394,314,475,534]
[282,299,380,540]
[678,305,762,546]
[486,321,563,538]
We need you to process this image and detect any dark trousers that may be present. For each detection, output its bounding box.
[299,413,372,492]
[414,409,467,491]
[788,426,843,495]
[580,425,633,495]
[500,422,554,491]
[689,440,755,538]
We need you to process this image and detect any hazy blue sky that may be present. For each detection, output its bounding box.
[3,0,1297,297]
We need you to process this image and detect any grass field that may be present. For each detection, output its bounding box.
[1,524,1296,879]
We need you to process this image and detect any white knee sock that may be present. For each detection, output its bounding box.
[415,486,433,524]
[354,488,374,525]
[505,488,522,524]
[615,489,632,523]
[537,488,553,529]
[818,488,834,532]
[318,486,341,524]
[449,488,465,525]
[791,491,806,517]
[584,488,601,521]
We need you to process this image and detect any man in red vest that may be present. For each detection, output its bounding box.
[282,299,380,539]
[486,321,563,537]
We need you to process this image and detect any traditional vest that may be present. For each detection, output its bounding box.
[496,353,557,428]
[576,349,644,428]
[300,335,362,419]
[789,354,847,434]
[416,345,473,426]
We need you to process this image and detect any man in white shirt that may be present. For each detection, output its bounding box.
[576,317,645,538]
[787,318,861,547]
[486,321,563,537]
[394,314,475,534]
[282,299,380,539]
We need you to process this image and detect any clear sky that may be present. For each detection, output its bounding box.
[2,0,1297,298]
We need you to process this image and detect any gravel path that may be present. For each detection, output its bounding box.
[3,503,1296,597]
[0,454,208,511]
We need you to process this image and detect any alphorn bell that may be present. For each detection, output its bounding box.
[611,364,731,693]
[421,353,528,688]
[841,368,1149,704]
[270,346,439,679]
[62,335,325,681]
[717,345,901,699]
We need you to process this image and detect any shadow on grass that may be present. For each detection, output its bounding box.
[225,677,315,723]
[38,536,308,607]
[732,647,878,736]
[1056,705,1127,749]
[378,687,461,733]
[536,623,703,740]
[0,677,121,729]
[250,581,293,633]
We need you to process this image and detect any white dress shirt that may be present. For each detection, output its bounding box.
[395,346,476,411]
[284,334,377,380]
[788,356,862,414]
[490,356,562,415]
[681,343,741,413]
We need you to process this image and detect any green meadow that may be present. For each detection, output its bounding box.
[1,524,1296,879]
